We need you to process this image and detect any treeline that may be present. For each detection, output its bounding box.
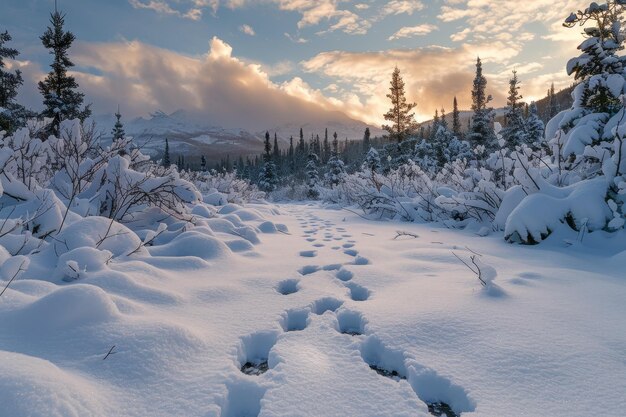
[246,57,551,195]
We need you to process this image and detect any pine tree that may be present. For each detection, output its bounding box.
[383,66,418,143]
[273,133,280,161]
[547,83,559,119]
[467,57,496,150]
[524,101,545,148]
[323,128,330,162]
[430,109,440,141]
[452,96,462,138]
[38,6,91,137]
[111,106,125,141]
[362,127,371,153]
[162,138,171,168]
[263,131,272,163]
[288,136,295,173]
[305,152,320,199]
[0,30,29,134]
[326,131,345,187]
[501,70,526,147]
[564,2,626,115]
[363,147,381,173]
[201,155,207,171]
[258,131,277,191]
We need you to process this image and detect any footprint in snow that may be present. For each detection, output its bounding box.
[354,256,370,265]
[336,268,354,282]
[276,279,300,295]
[345,282,370,301]
[237,330,278,376]
[342,243,355,248]
[299,250,317,258]
[344,249,358,257]
[299,265,320,275]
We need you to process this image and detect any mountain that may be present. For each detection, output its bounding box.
[92,110,384,166]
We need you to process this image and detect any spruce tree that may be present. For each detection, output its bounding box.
[273,133,280,161]
[382,66,417,143]
[0,30,29,134]
[524,101,545,148]
[547,83,559,119]
[430,109,440,141]
[162,138,171,168]
[467,57,496,150]
[38,6,91,137]
[111,106,125,141]
[363,147,381,173]
[501,70,526,147]
[326,131,345,187]
[258,131,277,191]
[323,128,330,162]
[362,127,371,153]
[305,152,320,199]
[452,96,461,138]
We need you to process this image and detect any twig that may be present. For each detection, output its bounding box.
[394,231,419,240]
[464,246,483,256]
[103,345,117,360]
[0,260,28,297]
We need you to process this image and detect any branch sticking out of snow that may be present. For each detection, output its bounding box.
[394,231,419,240]
[452,252,497,288]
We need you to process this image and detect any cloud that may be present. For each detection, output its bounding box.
[300,41,561,123]
[440,0,589,46]
[128,0,206,20]
[239,24,255,36]
[20,37,368,130]
[388,24,437,40]
[382,0,425,16]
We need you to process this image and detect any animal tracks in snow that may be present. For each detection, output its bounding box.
[222,208,472,417]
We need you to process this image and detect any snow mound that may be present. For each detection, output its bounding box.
[148,231,231,260]
[10,284,120,333]
[0,351,113,417]
[505,178,612,243]
[55,216,143,257]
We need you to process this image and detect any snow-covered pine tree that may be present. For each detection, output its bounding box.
[0,30,29,134]
[501,70,526,147]
[305,152,320,199]
[38,7,91,137]
[452,96,462,138]
[429,109,440,141]
[363,147,381,173]
[383,66,418,143]
[326,131,345,187]
[467,57,497,151]
[162,138,171,168]
[524,101,544,148]
[258,131,277,192]
[111,107,125,142]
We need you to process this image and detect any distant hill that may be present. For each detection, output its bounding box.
[92,110,384,167]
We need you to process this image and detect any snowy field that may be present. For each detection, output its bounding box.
[1,202,624,417]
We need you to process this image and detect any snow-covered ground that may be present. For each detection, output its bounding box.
[1,203,625,417]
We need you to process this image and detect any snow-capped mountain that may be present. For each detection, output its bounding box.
[92,110,383,164]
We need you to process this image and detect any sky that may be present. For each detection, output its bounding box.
[1,0,590,127]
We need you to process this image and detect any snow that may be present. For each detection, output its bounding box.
[1,203,624,417]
